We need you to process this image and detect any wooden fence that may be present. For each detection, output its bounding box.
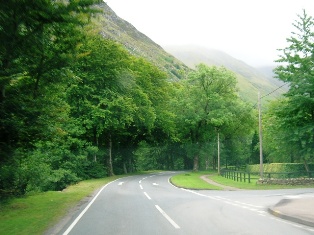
[221,169,314,183]
[221,170,256,183]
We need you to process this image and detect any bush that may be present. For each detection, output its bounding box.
[42,169,80,191]
[84,161,107,178]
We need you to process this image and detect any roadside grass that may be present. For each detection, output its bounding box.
[171,171,314,190]
[170,171,222,190]
[0,175,124,235]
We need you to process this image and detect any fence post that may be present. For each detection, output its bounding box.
[248,172,251,183]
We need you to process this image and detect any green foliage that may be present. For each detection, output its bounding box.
[0,0,106,195]
[265,10,314,163]
[172,64,256,171]
[43,169,80,191]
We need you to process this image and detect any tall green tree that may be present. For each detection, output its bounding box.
[0,0,102,194]
[270,10,314,167]
[0,0,99,161]
[174,64,255,171]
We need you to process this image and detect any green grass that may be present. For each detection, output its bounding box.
[0,175,123,235]
[171,171,314,191]
[170,171,222,190]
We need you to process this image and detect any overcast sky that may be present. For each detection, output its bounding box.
[105,0,314,67]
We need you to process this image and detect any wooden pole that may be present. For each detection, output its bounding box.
[218,132,220,175]
[258,91,264,179]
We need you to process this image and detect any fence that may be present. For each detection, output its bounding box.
[221,170,257,183]
[221,169,314,183]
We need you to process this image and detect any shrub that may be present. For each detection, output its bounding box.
[42,169,80,191]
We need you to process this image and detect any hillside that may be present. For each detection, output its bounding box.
[94,3,287,104]
[94,3,190,80]
[163,45,287,103]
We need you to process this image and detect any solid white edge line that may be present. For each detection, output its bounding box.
[155,205,180,229]
[62,178,121,235]
[144,192,151,200]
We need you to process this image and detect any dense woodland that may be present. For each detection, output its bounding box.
[0,1,313,196]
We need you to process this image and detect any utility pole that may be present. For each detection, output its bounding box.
[217,132,220,175]
[258,91,263,179]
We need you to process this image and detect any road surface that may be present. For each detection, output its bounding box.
[56,172,314,235]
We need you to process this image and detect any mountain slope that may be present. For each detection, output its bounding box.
[94,4,286,104]
[94,3,190,80]
[164,45,287,103]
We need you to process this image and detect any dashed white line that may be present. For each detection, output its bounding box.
[155,205,180,229]
[144,192,151,200]
[139,185,143,189]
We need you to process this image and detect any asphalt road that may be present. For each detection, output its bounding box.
[56,172,314,235]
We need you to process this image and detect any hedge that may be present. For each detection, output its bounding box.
[247,163,314,173]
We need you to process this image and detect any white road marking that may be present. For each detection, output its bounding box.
[144,192,151,200]
[118,182,124,186]
[234,201,263,208]
[181,188,215,199]
[155,205,180,229]
[62,178,121,235]
[140,185,143,189]
[139,180,142,184]
[153,183,159,186]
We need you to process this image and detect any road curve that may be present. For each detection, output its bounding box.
[55,172,314,235]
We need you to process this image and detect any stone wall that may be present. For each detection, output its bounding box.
[257,178,314,185]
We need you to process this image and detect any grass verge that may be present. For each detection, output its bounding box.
[0,175,124,235]
[171,171,314,190]
[170,171,222,190]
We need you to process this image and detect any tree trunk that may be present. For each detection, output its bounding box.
[93,127,98,162]
[107,134,114,176]
[304,159,309,173]
[123,162,127,174]
[193,155,199,171]
[212,156,217,170]
[205,158,209,170]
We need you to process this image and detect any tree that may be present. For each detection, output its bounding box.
[174,64,254,171]
[271,10,314,167]
[0,0,102,195]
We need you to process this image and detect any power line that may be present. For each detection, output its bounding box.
[249,82,288,109]
[261,83,288,99]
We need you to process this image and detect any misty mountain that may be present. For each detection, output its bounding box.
[95,3,286,104]
[256,66,276,80]
[95,3,190,80]
[163,45,287,103]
